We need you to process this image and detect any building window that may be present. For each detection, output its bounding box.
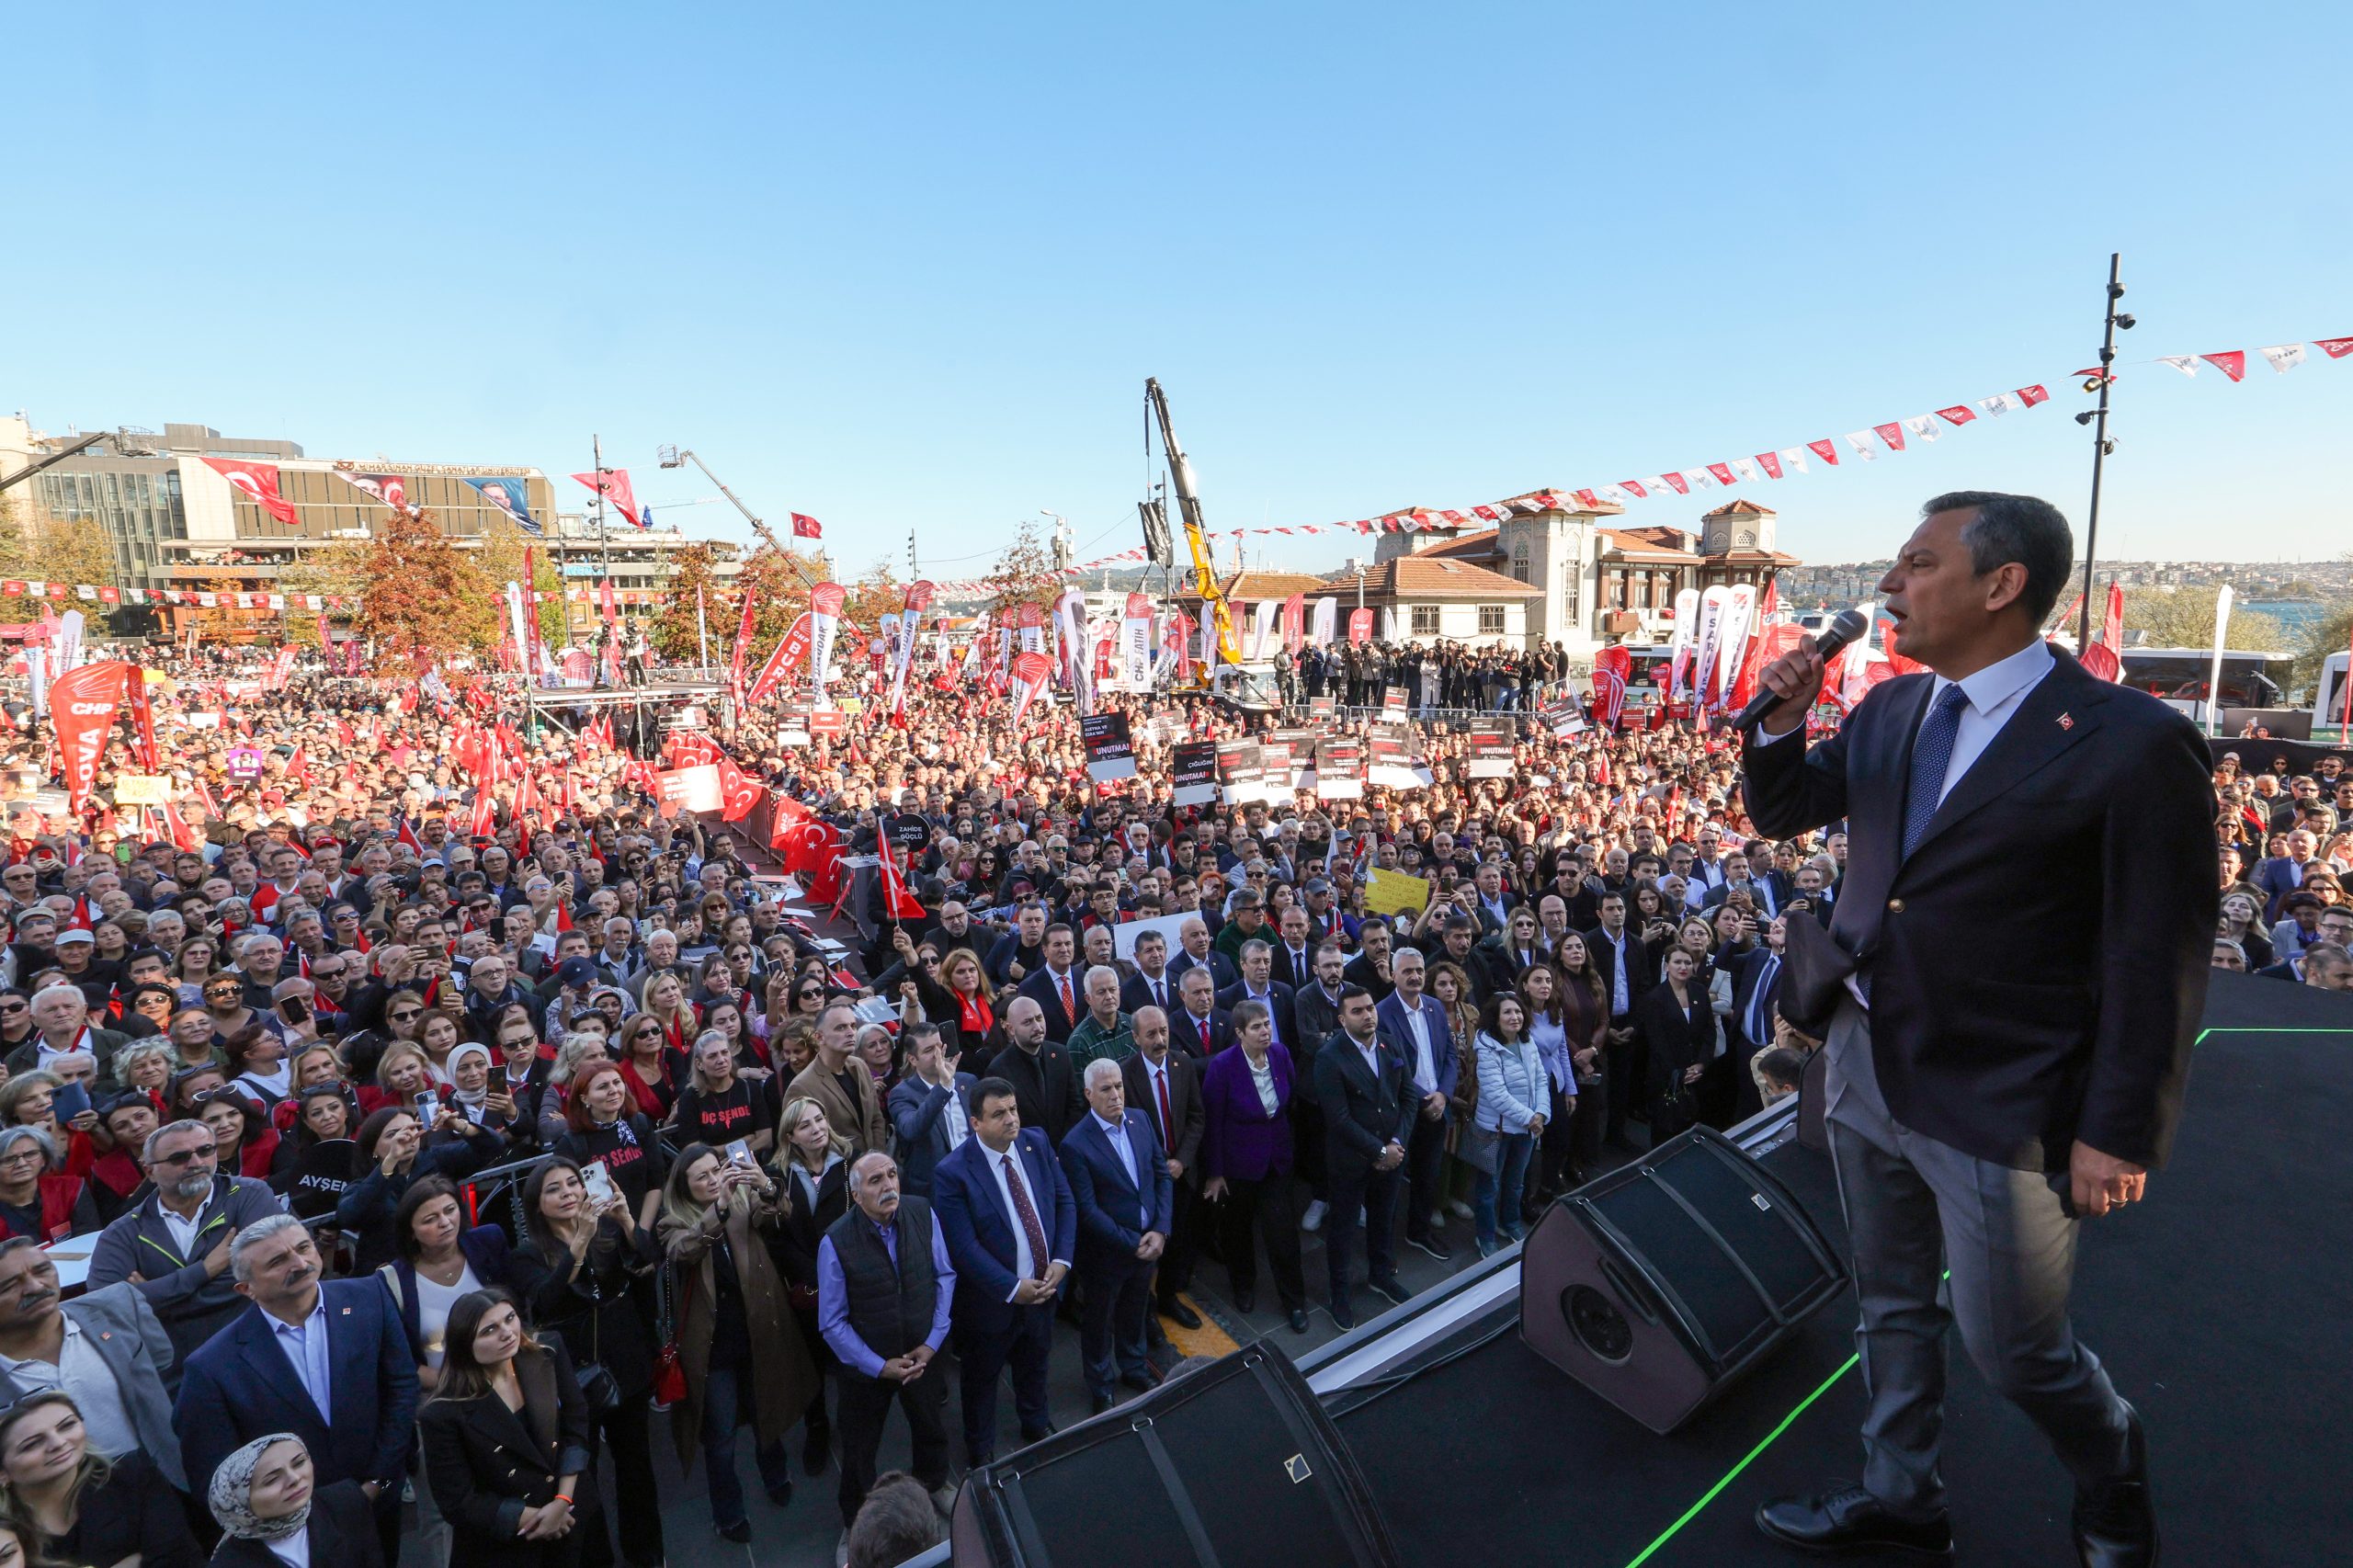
[1478,604,1506,636]
[1411,604,1440,636]
[1511,541,1530,584]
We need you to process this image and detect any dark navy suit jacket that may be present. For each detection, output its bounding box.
[173,1276,419,1497]
[931,1127,1076,1336]
[1058,1110,1173,1271]
[1375,989,1458,1100]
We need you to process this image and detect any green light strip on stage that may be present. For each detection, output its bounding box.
[2193,1028,2353,1042]
[1620,1353,1859,1568]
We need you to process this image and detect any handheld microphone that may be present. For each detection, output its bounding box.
[1732,608,1870,733]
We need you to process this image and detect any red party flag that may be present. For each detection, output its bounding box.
[200,458,301,525]
[1806,438,1840,467]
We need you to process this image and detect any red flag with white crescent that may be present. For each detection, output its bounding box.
[201,459,301,526]
[715,756,765,822]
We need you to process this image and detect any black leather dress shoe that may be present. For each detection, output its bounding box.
[2074,1403,2156,1567]
[1019,1422,1056,1443]
[1232,1288,1256,1313]
[1120,1366,1164,1392]
[1756,1483,1953,1558]
[1161,1298,1204,1330]
[1090,1391,1115,1416]
[1288,1309,1311,1334]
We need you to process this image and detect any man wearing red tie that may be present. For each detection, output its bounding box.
[1174,968,1233,1061]
[1013,925,1086,1045]
[1122,1007,1205,1331]
[931,1078,1075,1467]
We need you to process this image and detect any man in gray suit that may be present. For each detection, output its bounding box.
[0,1237,187,1490]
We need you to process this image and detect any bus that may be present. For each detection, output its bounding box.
[2115,648,2290,714]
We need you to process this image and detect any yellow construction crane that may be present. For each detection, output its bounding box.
[1145,379,1243,669]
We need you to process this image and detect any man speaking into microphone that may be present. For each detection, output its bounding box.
[1741,493,2213,1566]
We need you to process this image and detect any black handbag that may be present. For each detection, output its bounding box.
[552,1270,622,1415]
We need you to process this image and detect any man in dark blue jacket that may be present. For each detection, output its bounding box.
[173,1214,418,1566]
[1058,1061,1171,1415]
[932,1076,1074,1464]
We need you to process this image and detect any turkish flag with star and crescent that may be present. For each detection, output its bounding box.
[201,459,301,525]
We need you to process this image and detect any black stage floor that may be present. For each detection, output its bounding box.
[1336,971,2353,1566]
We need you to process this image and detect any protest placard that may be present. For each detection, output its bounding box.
[1467,721,1516,778]
[1313,737,1365,800]
[1081,711,1137,782]
[1363,868,1430,916]
[1171,740,1220,806]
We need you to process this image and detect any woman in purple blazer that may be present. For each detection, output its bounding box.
[1200,999,1310,1334]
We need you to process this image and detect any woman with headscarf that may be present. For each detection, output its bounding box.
[207,1432,383,1568]
[0,1390,200,1568]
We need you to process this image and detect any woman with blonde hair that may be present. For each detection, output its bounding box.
[656,1143,817,1540]
[0,1390,199,1568]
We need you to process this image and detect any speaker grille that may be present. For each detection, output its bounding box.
[1564,1284,1633,1362]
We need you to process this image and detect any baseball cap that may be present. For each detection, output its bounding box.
[557,956,597,989]
[55,928,96,946]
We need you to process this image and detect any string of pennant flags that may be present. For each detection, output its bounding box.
[23,329,2348,612]
[927,329,2353,596]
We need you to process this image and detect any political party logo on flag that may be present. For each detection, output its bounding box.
[464,477,542,536]
[1591,644,1631,729]
[570,469,642,527]
[200,459,301,525]
[335,471,416,516]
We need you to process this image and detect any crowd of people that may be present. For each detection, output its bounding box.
[0,609,2315,1568]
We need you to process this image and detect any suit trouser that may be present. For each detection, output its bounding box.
[1216,1169,1307,1311]
[835,1366,949,1527]
[1604,1017,1642,1142]
[954,1304,1055,1464]
[1077,1256,1155,1395]
[1823,1001,2132,1518]
[1154,1179,1199,1308]
[1290,1095,1328,1199]
[1324,1157,1402,1301]
[1403,1106,1447,1238]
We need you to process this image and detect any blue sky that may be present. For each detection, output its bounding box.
[9,3,2348,576]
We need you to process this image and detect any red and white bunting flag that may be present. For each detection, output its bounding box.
[1706,462,1736,487]
[1976,393,2019,417]
[1756,451,1784,479]
[1658,472,1690,494]
[2258,344,2307,374]
[1935,404,1976,426]
[2017,384,2050,406]
[1684,468,1715,491]
[2200,352,2247,381]
[791,513,824,539]
[1730,458,1761,483]
[200,458,301,525]
[2314,337,2353,359]
[1806,438,1840,467]
[1872,422,1905,452]
[1777,447,1810,475]
[1572,489,1603,509]
[1843,431,1880,462]
[1903,415,1939,445]
[1618,479,1649,499]
[2157,356,2199,377]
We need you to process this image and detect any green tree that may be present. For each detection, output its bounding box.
[720,542,831,669]
[979,517,1063,622]
[26,517,117,591]
[2120,585,2287,653]
[2291,601,2353,696]
[279,543,368,646]
[359,506,499,668]
[651,541,729,662]
[840,556,906,633]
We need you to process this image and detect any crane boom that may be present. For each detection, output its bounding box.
[1145,378,1243,666]
[668,449,785,553]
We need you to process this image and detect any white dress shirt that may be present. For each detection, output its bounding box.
[1399,998,1437,1094]
[985,1141,1066,1297]
[1091,1112,1148,1228]
[267,1295,334,1422]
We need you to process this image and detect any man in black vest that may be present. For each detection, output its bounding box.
[817,1150,958,1542]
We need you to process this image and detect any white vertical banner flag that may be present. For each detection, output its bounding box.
[1120,593,1153,691]
[1381,606,1401,644]
[1711,583,1757,710]
[1689,586,1730,710]
[2206,585,2234,738]
[1055,588,1093,710]
[1843,431,1880,462]
[1310,596,1337,649]
[1249,599,1279,659]
[504,582,530,667]
[1665,586,1702,702]
[2258,344,2307,374]
[1777,447,1811,475]
[1904,415,1940,444]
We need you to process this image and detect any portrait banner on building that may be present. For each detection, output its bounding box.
[463,476,542,537]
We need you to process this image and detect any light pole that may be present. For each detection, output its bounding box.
[2074,253,2135,651]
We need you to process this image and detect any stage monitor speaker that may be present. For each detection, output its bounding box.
[949,1343,1399,1568]
[1519,1126,1847,1434]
